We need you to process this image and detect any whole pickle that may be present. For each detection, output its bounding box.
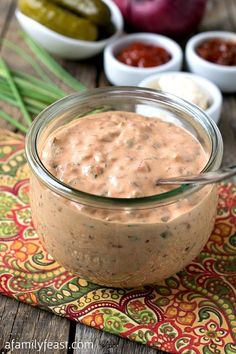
[19,0,98,41]
[50,0,111,26]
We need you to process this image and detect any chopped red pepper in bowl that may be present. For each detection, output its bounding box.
[186,31,236,92]
[116,42,172,68]
[196,38,236,66]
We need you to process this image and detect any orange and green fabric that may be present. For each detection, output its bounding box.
[0,130,236,354]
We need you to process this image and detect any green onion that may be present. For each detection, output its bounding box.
[23,97,47,111]
[22,32,86,92]
[0,73,62,105]
[0,68,64,102]
[3,39,53,84]
[0,35,87,134]
[14,76,63,102]
[0,88,46,115]
[0,109,28,133]
[0,58,32,126]
[12,70,66,97]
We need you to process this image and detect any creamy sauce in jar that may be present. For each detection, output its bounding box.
[31,111,218,287]
[42,111,207,198]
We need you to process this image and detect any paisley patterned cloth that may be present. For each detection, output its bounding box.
[0,130,236,354]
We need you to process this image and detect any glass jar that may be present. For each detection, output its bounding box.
[25,87,223,288]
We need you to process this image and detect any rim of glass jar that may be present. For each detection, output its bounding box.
[25,87,223,210]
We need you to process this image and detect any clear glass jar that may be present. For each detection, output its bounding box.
[25,87,223,288]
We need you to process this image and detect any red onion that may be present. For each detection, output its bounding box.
[113,0,208,38]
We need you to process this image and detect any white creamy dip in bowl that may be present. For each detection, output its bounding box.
[139,72,223,124]
[25,87,223,288]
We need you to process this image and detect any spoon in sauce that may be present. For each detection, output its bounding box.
[157,165,236,185]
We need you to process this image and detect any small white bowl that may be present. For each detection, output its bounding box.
[138,72,222,124]
[15,0,123,60]
[186,31,236,93]
[104,33,183,86]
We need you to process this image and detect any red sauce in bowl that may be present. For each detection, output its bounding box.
[196,38,236,66]
[117,42,172,68]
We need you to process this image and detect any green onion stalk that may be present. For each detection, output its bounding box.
[0,33,86,134]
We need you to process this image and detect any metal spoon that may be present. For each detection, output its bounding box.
[156,165,236,185]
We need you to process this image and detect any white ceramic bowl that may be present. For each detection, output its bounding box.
[104,33,183,86]
[186,31,236,93]
[139,72,223,124]
[15,0,123,60]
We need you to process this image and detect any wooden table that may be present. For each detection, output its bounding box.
[0,1,236,353]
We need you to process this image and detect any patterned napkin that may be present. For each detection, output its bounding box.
[0,130,235,354]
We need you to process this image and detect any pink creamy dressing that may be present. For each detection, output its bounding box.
[31,110,218,287]
[41,111,207,198]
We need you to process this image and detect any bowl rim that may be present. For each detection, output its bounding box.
[104,32,183,73]
[15,0,123,48]
[138,71,223,119]
[186,31,236,72]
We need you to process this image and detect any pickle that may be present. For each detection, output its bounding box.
[19,0,98,41]
[50,0,111,26]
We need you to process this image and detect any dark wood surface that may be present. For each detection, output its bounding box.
[0,1,236,353]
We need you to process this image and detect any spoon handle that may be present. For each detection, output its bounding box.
[157,165,236,185]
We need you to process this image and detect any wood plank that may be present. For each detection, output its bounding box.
[0,0,36,132]
[219,97,236,167]
[63,58,98,89]
[227,0,236,30]
[0,0,16,132]
[200,0,233,31]
[0,0,14,41]
[0,296,19,350]
[0,296,70,354]
[98,69,110,87]
[74,325,163,354]
[210,0,236,183]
